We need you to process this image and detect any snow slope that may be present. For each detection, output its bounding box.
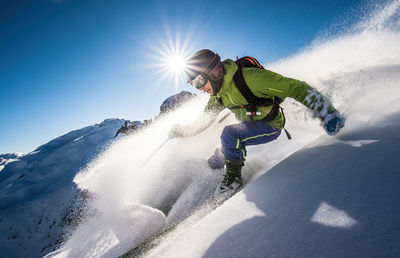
[0,119,132,257]
[144,113,400,258]
[25,1,400,257]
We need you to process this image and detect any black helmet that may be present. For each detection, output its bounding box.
[185,49,223,82]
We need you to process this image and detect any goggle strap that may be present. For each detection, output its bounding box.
[204,54,221,77]
[187,53,220,87]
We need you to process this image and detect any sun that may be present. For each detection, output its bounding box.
[146,29,194,90]
[158,46,191,85]
[166,54,187,73]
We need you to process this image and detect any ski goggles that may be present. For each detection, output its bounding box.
[189,73,208,89]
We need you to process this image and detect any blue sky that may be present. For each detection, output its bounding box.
[0,0,363,154]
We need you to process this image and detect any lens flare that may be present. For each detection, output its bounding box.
[167,54,187,73]
[145,28,195,91]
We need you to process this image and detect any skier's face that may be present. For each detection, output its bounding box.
[198,80,213,95]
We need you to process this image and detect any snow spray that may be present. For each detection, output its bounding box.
[46,1,400,257]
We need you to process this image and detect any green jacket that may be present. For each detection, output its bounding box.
[204,59,338,129]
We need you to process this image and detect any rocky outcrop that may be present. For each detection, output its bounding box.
[159,91,196,114]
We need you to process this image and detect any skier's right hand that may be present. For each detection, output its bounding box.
[323,112,345,135]
[168,124,186,139]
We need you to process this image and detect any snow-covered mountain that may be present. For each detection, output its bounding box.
[0,89,198,258]
[0,153,24,172]
[0,119,136,257]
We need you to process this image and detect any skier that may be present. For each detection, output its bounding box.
[169,49,345,196]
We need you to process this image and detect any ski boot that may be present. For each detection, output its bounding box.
[214,159,244,198]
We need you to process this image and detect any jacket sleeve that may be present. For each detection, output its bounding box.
[245,67,338,120]
[203,95,226,115]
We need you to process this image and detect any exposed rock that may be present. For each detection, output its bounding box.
[159,91,196,114]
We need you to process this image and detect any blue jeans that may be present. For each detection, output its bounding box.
[221,121,281,162]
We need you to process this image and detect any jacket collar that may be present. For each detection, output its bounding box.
[216,59,237,97]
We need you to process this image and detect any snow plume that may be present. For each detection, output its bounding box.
[45,95,228,258]
[46,1,400,257]
[269,0,400,132]
[358,0,400,31]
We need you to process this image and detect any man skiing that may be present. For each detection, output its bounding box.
[169,49,345,196]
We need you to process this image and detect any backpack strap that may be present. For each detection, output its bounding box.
[233,58,275,117]
[233,57,291,139]
[278,106,292,139]
[234,58,267,106]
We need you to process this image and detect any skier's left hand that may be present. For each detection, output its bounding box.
[168,124,186,139]
[323,112,345,135]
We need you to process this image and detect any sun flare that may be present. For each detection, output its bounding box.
[146,29,195,90]
[166,54,187,73]
[158,47,191,85]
